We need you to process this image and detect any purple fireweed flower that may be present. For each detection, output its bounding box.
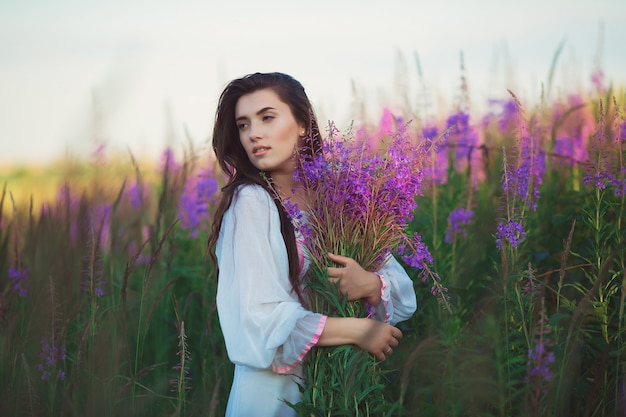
[422,125,438,141]
[553,136,576,165]
[125,182,145,210]
[293,122,433,282]
[496,220,526,249]
[525,338,555,391]
[445,111,484,183]
[9,267,29,297]
[612,168,626,196]
[421,125,448,184]
[37,336,66,382]
[502,115,545,212]
[282,199,313,240]
[499,98,519,133]
[446,112,473,168]
[584,99,625,194]
[445,208,474,243]
[398,233,433,269]
[583,171,612,190]
[178,168,218,237]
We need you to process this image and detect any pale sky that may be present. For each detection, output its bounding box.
[1,0,625,164]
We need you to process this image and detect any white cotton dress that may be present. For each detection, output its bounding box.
[215,184,417,417]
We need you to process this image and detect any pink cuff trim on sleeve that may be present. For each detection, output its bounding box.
[272,315,328,374]
[376,273,391,323]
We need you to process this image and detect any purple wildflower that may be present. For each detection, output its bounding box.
[501,103,545,212]
[499,98,519,133]
[422,125,448,184]
[525,338,555,389]
[583,171,612,190]
[399,233,433,269]
[37,336,66,382]
[445,208,474,243]
[422,125,438,141]
[178,168,218,237]
[496,220,526,249]
[294,122,432,275]
[553,136,573,160]
[612,168,626,196]
[125,182,145,210]
[446,112,480,171]
[584,99,624,195]
[515,143,543,210]
[9,267,29,297]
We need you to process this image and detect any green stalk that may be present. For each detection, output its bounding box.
[131,269,148,411]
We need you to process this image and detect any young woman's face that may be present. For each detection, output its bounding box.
[235,88,305,177]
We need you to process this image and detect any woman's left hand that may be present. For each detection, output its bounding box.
[326,252,382,306]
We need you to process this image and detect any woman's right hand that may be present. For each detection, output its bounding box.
[317,317,402,361]
[354,318,402,361]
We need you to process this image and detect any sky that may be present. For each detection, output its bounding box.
[1,0,625,165]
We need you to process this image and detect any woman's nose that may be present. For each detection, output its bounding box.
[248,123,262,141]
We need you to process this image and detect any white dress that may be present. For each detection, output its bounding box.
[215,184,417,417]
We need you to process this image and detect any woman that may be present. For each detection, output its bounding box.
[208,72,417,416]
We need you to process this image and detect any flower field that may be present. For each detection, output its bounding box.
[1,72,625,416]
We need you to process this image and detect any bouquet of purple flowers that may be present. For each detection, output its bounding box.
[282,122,448,415]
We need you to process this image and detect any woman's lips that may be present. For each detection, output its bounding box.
[252,146,270,156]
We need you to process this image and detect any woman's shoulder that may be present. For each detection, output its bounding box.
[235,183,270,199]
[232,183,275,208]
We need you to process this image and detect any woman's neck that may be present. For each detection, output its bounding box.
[270,172,309,210]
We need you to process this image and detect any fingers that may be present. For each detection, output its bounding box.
[326,267,343,278]
[391,327,403,341]
[367,322,403,362]
[327,252,353,266]
[377,345,395,362]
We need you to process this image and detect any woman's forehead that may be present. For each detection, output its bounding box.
[235,89,287,117]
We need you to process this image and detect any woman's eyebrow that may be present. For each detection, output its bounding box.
[235,107,277,123]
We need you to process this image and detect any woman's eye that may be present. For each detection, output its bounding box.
[237,123,249,130]
[262,115,274,122]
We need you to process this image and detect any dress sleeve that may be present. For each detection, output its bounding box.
[370,255,417,325]
[215,185,326,374]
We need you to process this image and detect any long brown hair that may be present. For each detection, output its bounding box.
[207,72,322,301]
